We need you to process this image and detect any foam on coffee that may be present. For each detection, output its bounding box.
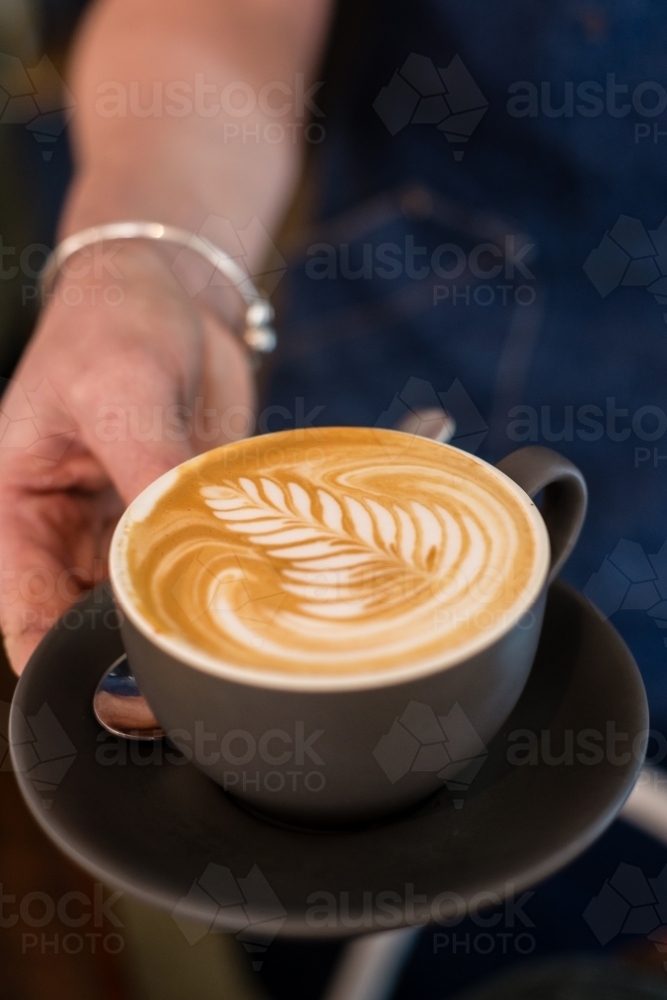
[116,428,542,677]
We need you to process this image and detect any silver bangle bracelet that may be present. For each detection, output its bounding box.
[39,221,277,356]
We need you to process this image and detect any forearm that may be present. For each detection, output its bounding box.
[60,0,332,267]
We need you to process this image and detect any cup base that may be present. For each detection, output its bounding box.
[225,785,447,833]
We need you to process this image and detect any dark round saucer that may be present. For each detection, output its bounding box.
[10,581,648,937]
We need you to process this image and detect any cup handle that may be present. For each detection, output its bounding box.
[496,446,587,583]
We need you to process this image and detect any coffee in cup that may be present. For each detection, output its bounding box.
[118,428,541,682]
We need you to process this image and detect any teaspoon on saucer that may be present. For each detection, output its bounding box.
[92,408,456,741]
[93,653,165,741]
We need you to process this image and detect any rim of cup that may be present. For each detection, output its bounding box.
[109,430,551,692]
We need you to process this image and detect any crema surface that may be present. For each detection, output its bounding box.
[120,428,540,677]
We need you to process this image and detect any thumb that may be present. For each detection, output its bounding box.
[74,371,197,503]
[5,629,50,677]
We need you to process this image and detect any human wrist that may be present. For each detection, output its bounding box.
[44,219,276,357]
[38,237,254,394]
[42,238,187,316]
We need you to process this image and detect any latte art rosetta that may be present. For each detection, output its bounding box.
[202,478,459,620]
[120,428,540,677]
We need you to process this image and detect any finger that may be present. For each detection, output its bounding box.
[0,488,117,674]
[0,537,74,675]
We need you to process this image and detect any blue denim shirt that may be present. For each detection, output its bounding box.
[267,0,667,728]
